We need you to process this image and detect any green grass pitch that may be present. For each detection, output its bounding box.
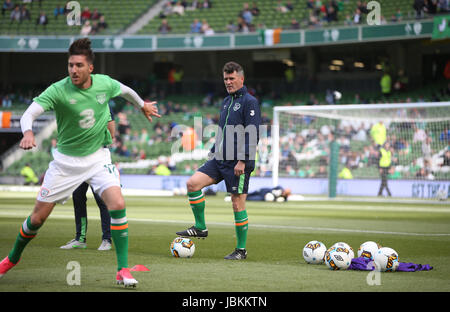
[0,192,449,292]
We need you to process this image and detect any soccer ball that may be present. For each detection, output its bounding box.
[264,192,275,201]
[276,196,285,202]
[333,90,342,101]
[437,189,447,201]
[331,242,355,260]
[324,246,351,270]
[170,237,195,258]
[357,241,381,260]
[374,247,399,272]
[302,240,327,264]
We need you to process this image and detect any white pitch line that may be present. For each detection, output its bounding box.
[289,204,450,213]
[1,211,449,237]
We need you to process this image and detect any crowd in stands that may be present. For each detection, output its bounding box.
[4,0,449,36]
[270,111,450,181]
[2,0,108,34]
[159,0,213,33]
[2,0,47,27]
[155,0,450,35]
[0,90,34,108]
[79,6,108,35]
[160,0,213,19]
[1,78,449,180]
[413,0,449,19]
[101,76,449,180]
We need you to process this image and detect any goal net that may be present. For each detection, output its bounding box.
[270,102,450,200]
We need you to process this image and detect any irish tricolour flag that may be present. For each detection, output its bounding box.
[0,111,11,128]
[260,28,282,46]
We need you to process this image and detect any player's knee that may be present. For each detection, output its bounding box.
[186,178,197,192]
[231,194,246,212]
[231,199,243,212]
[107,197,125,211]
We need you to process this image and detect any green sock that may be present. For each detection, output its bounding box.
[8,216,41,264]
[109,209,128,271]
[188,191,206,230]
[234,210,248,250]
[79,217,87,243]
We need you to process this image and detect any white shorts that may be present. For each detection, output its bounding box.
[37,148,121,204]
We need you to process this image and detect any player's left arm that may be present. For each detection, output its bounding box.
[242,97,261,162]
[118,82,161,122]
[234,97,261,176]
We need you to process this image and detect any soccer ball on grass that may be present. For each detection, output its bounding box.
[170,237,195,258]
[302,240,327,264]
[324,246,351,270]
[331,242,355,260]
[374,247,399,272]
[357,241,381,260]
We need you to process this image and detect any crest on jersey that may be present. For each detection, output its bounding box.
[233,102,241,111]
[40,187,50,198]
[96,93,107,104]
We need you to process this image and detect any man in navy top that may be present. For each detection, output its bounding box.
[177,61,261,260]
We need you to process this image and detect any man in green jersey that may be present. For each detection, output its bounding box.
[0,38,160,287]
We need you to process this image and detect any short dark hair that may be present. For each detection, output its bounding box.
[223,61,244,76]
[68,38,95,64]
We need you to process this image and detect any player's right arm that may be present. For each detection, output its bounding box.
[19,102,45,150]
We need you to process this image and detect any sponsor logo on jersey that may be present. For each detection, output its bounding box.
[69,98,77,105]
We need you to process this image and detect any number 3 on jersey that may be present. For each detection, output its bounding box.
[79,109,96,129]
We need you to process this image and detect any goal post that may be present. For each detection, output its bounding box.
[271,102,450,199]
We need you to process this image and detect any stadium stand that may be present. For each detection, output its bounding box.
[138,0,425,35]
[0,0,156,35]
[2,79,448,179]
[0,0,442,36]
[0,1,449,181]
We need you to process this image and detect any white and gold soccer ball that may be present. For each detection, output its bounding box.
[357,241,381,260]
[302,240,327,264]
[374,247,399,272]
[264,192,275,202]
[170,237,195,258]
[331,242,355,260]
[324,246,351,270]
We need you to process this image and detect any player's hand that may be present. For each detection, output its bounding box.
[234,160,245,176]
[141,101,161,122]
[20,130,36,150]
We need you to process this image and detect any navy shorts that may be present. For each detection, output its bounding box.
[198,160,252,194]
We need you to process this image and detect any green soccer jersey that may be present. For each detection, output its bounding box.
[34,74,121,156]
